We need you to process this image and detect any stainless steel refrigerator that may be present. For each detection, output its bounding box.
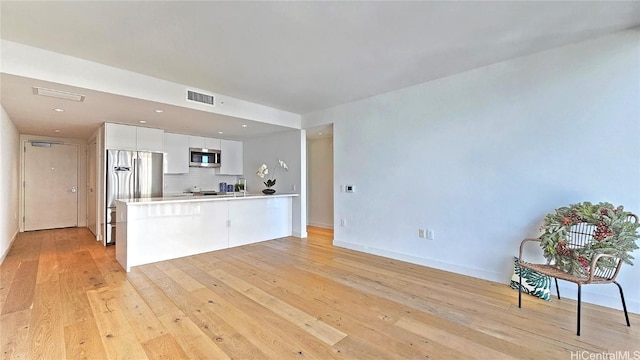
[105,150,163,246]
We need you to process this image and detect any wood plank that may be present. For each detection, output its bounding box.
[1,260,39,315]
[154,261,205,292]
[0,309,31,360]
[219,249,472,358]
[138,263,270,359]
[141,333,189,359]
[395,316,518,359]
[86,286,149,359]
[174,258,342,359]
[26,279,66,359]
[186,274,342,359]
[124,269,183,318]
[157,312,231,360]
[35,232,59,284]
[111,279,168,344]
[307,226,334,241]
[211,268,348,346]
[63,319,108,360]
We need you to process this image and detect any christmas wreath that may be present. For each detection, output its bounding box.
[539,202,640,277]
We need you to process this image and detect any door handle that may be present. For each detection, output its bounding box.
[70,187,77,193]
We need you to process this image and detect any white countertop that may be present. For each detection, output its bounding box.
[116,192,299,205]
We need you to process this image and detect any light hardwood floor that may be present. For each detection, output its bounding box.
[1,227,638,359]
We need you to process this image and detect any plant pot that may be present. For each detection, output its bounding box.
[262,188,276,195]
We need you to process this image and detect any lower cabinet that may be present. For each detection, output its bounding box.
[115,196,293,272]
[228,197,292,247]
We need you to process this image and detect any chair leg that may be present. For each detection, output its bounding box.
[554,278,561,299]
[518,271,522,308]
[577,285,581,336]
[614,281,631,327]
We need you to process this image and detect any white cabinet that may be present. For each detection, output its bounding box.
[219,139,243,175]
[104,123,163,152]
[116,196,295,272]
[163,133,190,174]
[136,127,164,152]
[189,136,205,148]
[189,136,221,150]
[206,137,221,150]
[104,123,136,150]
[228,197,292,247]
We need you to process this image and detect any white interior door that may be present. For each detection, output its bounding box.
[87,140,97,236]
[24,142,79,231]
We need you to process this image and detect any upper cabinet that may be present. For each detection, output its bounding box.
[104,123,136,151]
[104,123,163,152]
[189,136,220,150]
[163,133,190,174]
[136,127,164,152]
[104,123,242,175]
[219,139,243,175]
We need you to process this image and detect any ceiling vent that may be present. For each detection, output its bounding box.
[187,90,215,106]
[32,86,86,102]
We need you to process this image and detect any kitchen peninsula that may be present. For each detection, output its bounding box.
[115,193,298,272]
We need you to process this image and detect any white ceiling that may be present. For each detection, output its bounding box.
[1,1,639,140]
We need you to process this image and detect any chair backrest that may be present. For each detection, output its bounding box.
[566,213,638,281]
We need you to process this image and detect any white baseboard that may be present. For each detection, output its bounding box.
[333,240,502,281]
[292,230,308,238]
[308,221,334,229]
[0,230,18,265]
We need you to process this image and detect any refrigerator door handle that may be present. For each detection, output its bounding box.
[133,157,140,198]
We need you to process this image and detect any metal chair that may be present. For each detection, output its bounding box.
[518,213,637,336]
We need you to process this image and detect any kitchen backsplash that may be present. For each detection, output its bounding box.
[164,167,239,194]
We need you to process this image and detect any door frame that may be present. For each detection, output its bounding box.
[87,138,98,236]
[19,134,88,232]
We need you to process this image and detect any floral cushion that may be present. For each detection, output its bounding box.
[510,257,551,301]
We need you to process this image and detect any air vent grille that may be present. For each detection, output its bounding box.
[187,90,215,106]
[32,86,86,102]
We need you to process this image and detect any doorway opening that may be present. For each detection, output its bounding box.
[306,124,334,240]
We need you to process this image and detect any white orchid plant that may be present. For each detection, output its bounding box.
[256,159,288,188]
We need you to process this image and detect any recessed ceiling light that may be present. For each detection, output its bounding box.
[218,131,224,134]
[318,132,323,135]
[241,124,248,128]
[53,108,64,112]
[139,120,147,124]
[54,129,61,133]
[154,109,163,113]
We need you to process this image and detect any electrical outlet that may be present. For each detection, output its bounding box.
[426,229,434,240]
[340,218,346,227]
[291,184,296,192]
[418,229,425,238]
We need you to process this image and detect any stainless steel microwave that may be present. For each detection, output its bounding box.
[189,147,221,168]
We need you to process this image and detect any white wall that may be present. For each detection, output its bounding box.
[244,130,307,238]
[164,168,239,194]
[0,106,20,263]
[303,29,640,312]
[307,137,334,228]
